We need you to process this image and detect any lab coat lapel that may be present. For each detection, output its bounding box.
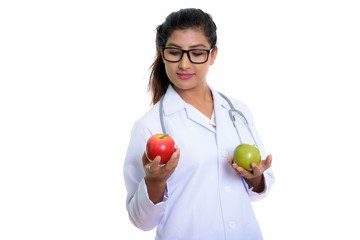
[162,85,216,133]
[211,86,241,147]
[184,104,216,133]
[212,88,231,134]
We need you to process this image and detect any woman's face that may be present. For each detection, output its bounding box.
[163,28,217,93]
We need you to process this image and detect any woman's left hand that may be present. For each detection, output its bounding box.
[227,155,272,180]
[227,155,272,192]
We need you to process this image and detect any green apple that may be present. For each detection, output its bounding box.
[233,144,261,171]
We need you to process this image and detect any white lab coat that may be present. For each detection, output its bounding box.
[124,84,275,240]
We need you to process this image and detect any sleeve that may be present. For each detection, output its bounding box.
[242,166,275,201]
[123,119,169,230]
[234,100,275,201]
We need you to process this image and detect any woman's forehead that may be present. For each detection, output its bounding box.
[166,28,210,48]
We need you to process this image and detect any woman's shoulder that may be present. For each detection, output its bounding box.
[213,89,255,123]
[131,102,163,136]
[212,87,250,110]
[228,96,251,113]
[141,102,160,121]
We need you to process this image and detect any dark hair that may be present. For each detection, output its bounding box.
[148,8,217,105]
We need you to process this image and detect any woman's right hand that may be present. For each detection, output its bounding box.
[142,146,180,204]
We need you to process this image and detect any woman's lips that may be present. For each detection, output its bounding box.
[176,73,194,80]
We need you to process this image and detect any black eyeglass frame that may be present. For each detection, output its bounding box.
[162,47,213,64]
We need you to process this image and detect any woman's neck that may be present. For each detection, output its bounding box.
[174,83,214,119]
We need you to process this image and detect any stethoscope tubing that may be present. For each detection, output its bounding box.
[159,92,259,148]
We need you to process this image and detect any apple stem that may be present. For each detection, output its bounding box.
[160,134,168,139]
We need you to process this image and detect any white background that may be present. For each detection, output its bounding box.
[1,0,359,239]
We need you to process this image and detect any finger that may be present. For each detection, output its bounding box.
[231,162,246,174]
[259,155,272,171]
[169,146,180,162]
[251,163,262,175]
[149,156,162,171]
[165,147,180,170]
[265,155,272,167]
[235,166,252,177]
[227,158,238,170]
[227,157,239,169]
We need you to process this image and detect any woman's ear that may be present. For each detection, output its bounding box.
[209,46,218,65]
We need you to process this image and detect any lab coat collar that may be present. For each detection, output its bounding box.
[162,84,231,116]
[162,85,187,116]
[208,84,232,111]
[161,84,232,133]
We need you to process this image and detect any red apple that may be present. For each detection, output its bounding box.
[145,134,176,165]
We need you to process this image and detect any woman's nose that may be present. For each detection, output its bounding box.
[178,53,191,69]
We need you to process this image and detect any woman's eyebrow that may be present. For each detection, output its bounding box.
[166,43,208,48]
[166,43,182,48]
[189,44,207,48]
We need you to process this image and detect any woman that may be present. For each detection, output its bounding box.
[124,8,275,240]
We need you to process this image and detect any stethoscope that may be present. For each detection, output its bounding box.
[159,92,259,148]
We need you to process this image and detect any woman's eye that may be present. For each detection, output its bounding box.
[169,50,181,56]
[191,51,205,57]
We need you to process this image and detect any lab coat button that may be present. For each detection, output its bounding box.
[222,150,228,157]
[229,221,236,228]
[225,186,231,192]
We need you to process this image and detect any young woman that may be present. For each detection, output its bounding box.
[124,8,275,240]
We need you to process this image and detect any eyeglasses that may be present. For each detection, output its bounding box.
[162,47,213,64]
